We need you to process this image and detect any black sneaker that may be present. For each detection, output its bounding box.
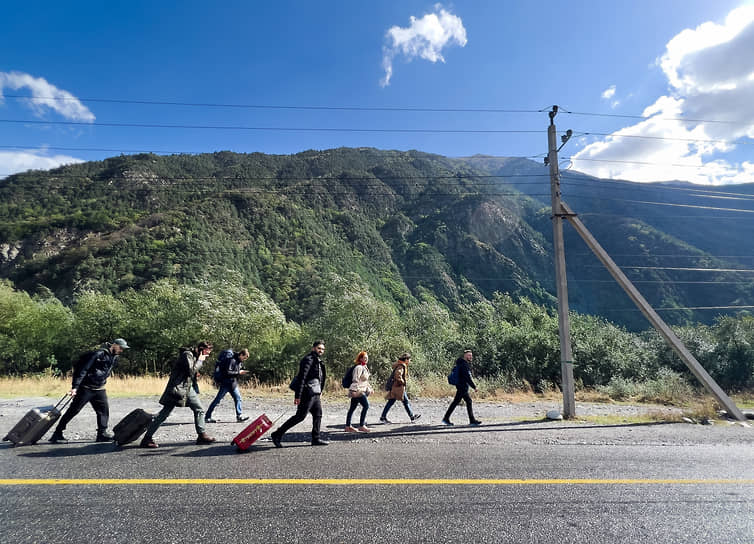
[271,430,283,448]
[311,439,329,446]
[49,431,68,444]
[237,415,250,422]
[441,419,454,426]
[96,430,114,442]
[410,414,422,422]
[470,420,482,426]
[379,417,392,424]
[205,417,218,423]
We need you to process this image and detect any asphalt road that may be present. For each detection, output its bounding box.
[1,397,753,543]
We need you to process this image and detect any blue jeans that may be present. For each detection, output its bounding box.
[206,381,243,418]
[380,392,414,420]
[346,394,369,426]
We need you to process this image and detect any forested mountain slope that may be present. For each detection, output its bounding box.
[1,148,752,330]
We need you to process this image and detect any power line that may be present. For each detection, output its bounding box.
[1,95,541,114]
[570,253,754,259]
[0,118,543,134]
[579,266,754,273]
[563,193,754,213]
[573,130,754,147]
[5,94,745,127]
[561,109,745,126]
[560,181,754,202]
[568,279,754,285]
[565,156,752,170]
[601,305,754,312]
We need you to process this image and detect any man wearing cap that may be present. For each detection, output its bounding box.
[49,338,130,443]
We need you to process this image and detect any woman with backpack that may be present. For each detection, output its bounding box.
[379,353,421,424]
[345,351,373,432]
[442,349,482,426]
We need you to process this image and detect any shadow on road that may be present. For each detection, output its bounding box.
[322,419,678,441]
[5,420,679,458]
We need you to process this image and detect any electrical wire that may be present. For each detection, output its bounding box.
[1,95,542,114]
[0,118,544,134]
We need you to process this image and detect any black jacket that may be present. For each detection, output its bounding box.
[293,351,326,399]
[454,357,476,391]
[73,348,119,390]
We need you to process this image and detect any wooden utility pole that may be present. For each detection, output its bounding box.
[546,106,576,418]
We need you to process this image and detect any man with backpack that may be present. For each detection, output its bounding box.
[442,349,482,426]
[49,338,130,444]
[205,348,250,423]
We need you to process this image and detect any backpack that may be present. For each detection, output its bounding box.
[213,349,235,382]
[448,364,460,386]
[384,368,396,391]
[72,349,101,376]
[342,365,357,389]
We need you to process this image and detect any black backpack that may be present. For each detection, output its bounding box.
[341,365,356,388]
[72,349,102,376]
[384,368,396,391]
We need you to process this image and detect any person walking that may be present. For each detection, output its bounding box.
[49,338,130,443]
[205,348,250,423]
[379,353,421,424]
[140,341,216,448]
[442,349,482,426]
[345,351,373,433]
[270,340,328,447]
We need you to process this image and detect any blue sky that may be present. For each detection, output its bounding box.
[1,1,752,184]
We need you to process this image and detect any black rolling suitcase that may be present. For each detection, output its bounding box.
[112,408,153,446]
[3,395,72,446]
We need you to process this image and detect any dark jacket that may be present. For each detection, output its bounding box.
[293,351,326,399]
[73,347,119,390]
[159,348,204,407]
[216,354,243,387]
[454,357,476,391]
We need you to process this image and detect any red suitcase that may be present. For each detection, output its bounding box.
[232,414,272,452]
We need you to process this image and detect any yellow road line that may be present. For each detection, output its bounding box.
[0,478,753,486]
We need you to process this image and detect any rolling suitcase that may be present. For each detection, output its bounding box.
[3,395,72,446]
[232,414,273,452]
[112,408,153,446]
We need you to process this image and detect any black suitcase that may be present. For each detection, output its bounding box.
[3,395,72,446]
[112,408,153,446]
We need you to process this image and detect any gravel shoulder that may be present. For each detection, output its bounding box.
[1,394,752,448]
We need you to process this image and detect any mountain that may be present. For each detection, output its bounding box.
[1,148,753,330]
[456,155,754,328]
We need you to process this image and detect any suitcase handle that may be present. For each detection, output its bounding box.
[54,394,73,412]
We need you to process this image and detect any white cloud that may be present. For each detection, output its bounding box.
[380,4,467,87]
[572,5,754,185]
[0,149,84,180]
[601,85,616,100]
[0,71,95,122]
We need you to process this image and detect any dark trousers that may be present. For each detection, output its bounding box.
[56,387,109,432]
[346,394,369,427]
[443,388,475,422]
[276,392,322,441]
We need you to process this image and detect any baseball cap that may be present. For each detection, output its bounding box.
[113,338,130,349]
